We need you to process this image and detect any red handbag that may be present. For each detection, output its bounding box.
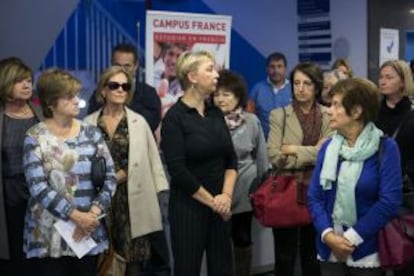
[378,213,414,269]
[250,169,312,228]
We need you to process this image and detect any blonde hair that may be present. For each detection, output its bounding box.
[0,57,32,103]
[37,68,81,118]
[176,50,215,90]
[95,65,133,104]
[380,59,414,97]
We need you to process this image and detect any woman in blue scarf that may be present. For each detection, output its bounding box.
[308,78,402,275]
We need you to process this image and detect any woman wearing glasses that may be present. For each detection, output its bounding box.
[84,66,169,276]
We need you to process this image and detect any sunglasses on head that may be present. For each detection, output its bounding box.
[106,81,131,92]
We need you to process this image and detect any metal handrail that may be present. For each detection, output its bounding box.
[40,0,142,82]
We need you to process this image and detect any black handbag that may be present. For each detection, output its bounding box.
[91,155,106,192]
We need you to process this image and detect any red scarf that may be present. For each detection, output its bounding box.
[292,101,322,146]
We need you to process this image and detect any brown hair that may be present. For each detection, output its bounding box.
[95,66,133,105]
[332,58,353,78]
[0,57,32,103]
[36,68,81,118]
[330,78,380,124]
[290,62,324,98]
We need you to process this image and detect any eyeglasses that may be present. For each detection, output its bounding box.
[106,82,131,92]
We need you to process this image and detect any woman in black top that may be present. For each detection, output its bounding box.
[0,57,43,275]
[161,50,238,276]
[376,59,414,276]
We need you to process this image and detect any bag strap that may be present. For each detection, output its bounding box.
[282,107,286,138]
[377,136,385,168]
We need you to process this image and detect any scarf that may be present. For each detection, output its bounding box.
[224,107,245,130]
[319,122,383,226]
[292,100,322,146]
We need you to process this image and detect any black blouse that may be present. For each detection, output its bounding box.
[376,96,414,183]
[161,99,237,196]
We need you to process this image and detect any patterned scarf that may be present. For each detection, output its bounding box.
[292,100,322,145]
[224,107,245,130]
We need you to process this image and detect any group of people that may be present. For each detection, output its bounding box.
[0,43,413,276]
[248,53,414,276]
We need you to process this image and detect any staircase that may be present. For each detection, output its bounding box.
[38,0,143,117]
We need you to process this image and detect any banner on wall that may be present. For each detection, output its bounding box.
[380,28,399,66]
[146,10,232,117]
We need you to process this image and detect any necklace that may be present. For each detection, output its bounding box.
[5,104,31,119]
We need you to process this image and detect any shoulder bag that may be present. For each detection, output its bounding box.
[250,107,312,228]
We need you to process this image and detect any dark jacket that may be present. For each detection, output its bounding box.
[0,101,43,259]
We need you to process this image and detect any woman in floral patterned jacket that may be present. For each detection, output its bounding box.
[22,68,117,276]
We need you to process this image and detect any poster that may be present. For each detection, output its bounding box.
[380,28,399,66]
[146,10,232,117]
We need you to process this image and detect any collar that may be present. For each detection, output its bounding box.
[266,78,289,91]
[177,97,215,114]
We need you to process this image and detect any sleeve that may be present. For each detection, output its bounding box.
[220,114,238,171]
[23,134,76,220]
[91,129,117,212]
[249,83,259,101]
[145,120,169,193]
[267,108,285,166]
[160,111,203,195]
[251,115,269,178]
[307,140,334,235]
[133,83,161,132]
[352,138,402,240]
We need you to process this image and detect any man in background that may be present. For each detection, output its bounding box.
[248,52,292,139]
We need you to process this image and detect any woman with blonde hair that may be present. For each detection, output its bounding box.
[161,51,237,275]
[376,59,414,275]
[85,65,169,276]
[320,69,348,106]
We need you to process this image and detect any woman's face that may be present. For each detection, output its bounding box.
[213,88,239,114]
[293,70,316,104]
[10,77,32,101]
[328,93,355,132]
[54,93,80,118]
[192,58,219,95]
[102,73,130,106]
[378,65,403,96]
[321,76,336,105]
[336,65,350,78]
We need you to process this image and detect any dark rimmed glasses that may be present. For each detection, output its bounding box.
[106,81,131,92]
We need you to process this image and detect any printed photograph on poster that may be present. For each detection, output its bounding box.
[380,28,399,66]
[146,11,232,117]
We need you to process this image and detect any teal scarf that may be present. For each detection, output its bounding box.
[320,122,383,226]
